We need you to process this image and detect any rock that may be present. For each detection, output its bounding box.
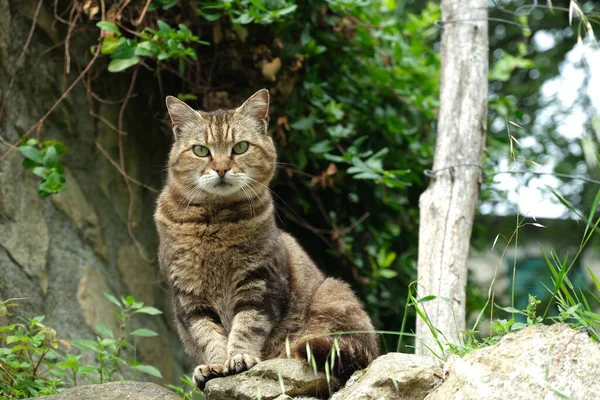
[117,244,158,303]
[331,353,442,400]
[76,265,120,335]
[51,168,107,261]
[0,152,49,293]
[32,381,180,400]
[204,359,330,400]
[426,324,600,400]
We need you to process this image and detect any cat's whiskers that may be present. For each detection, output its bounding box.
[181,181,208,218]
[240,185,255,217]
[245,180,285,226]
[246,177,296,216]
[176,183,201,212]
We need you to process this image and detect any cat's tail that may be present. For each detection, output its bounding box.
[289,278,379,382]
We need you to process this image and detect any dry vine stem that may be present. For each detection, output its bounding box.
[0,45,101,162]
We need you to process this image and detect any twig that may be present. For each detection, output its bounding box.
[94,139,159,193]
[0,45,102,162]
[136,0,153,26]
[0,0,44,122]
[64,9,81,75]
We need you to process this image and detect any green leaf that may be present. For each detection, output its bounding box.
[248,0,266,11]
[290,116,316,130]
[379,269,397,279]
[199,12,221,22]
[130,329,159,337]
[96,21,121,36]
[134,306,163,315]
[72,339,99,351]
[157,20,171,34]
[310,140,333,154]
[103,292,122,308]
[18,146,42,164]
[32,167,47,179]
[101,36,119,55]
[95,323,114,339]
[42,146,58,167]
[108,57,140,73]
[134,46,155,57]
[41,140,67,155]
[134,364,163,378]
[273,5,297,17]
[6,335,19,344]
[22,158,37,169]
[495,304,526,315]
[416,295,437,303]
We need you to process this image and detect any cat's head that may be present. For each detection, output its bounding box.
[165,89,276,201]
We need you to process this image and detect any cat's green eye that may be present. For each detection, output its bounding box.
[192,145,210,157]
[232,141,249,155]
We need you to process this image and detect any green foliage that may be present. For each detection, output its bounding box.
[70,293,163,384]
[0,308,67,398]
[0,293,163,398]
[197,0,298,24]
[167,375,202,400]
[18,138,67,197]
[97,19,204,73]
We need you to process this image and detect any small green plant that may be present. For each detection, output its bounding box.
[167,375,203,400]
[0,299,69,398]
[0,291,164,399]
[70,293,164,383]
[17,138,67,197]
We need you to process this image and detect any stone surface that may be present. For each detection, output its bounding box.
[0,152,49,292]
[76,265,121,335]
[204,359,330,400]
[51,168,107,261]
[426,324,600,400]
[331,353,442,400]
[32,381,180,400]
[117,244,158,303]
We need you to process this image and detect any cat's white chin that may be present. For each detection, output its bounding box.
[204,183,242,197]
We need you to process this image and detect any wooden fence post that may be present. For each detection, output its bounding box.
[415,0,488,356]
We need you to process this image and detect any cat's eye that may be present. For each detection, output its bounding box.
[192,145,210,157]
[232,141,249,155]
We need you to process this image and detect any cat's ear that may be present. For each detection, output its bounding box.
[236,89,270,124]
[165,96,201,138]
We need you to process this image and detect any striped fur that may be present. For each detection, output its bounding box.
[155,90,379,390]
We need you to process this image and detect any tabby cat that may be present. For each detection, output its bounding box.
[154,89,379,390]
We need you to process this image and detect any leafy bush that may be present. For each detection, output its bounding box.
[0,292,163,399]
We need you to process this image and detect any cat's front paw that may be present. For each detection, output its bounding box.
[223,353,260,375]
[192,364,224,390]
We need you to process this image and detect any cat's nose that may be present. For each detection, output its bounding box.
[213,166,230,178]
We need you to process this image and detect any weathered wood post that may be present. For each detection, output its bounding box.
[415,0,488,356]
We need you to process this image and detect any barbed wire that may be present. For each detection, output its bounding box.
[436,1,600,29]
[425,163,600,186]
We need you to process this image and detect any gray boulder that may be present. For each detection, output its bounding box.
[32,381,180,400]
[330,353,443,400]
[204,359,330,400]
[426,324,600,400]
